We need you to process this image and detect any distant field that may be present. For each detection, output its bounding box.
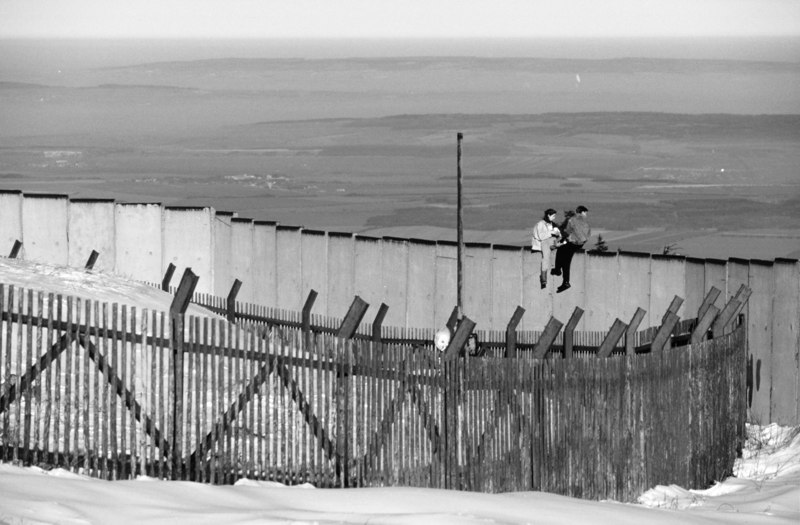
[1,54,798,260]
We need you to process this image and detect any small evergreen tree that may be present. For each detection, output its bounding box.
[589,234,608,254]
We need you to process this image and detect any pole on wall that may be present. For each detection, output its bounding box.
[456,132,464,320]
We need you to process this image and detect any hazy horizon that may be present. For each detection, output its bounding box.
[1,36,799,73]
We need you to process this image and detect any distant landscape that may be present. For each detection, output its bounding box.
[1,39,798,259]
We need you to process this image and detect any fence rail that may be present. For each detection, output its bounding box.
[0,283,747,502]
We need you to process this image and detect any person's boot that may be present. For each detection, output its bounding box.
[540,271,547,289]
[557,281,571,293]
[550,268,561,276]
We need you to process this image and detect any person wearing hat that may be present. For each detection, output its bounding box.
[531,208,562,289]
[552,205,591,293]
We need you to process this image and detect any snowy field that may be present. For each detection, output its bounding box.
[0,423,796,524]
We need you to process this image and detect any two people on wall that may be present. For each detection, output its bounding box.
[531,205,591,293]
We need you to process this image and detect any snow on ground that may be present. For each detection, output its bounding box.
[0,258,798,524]
[0,424,797,524]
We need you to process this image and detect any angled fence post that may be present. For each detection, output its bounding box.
[662,295,684,323]
[337,296,369,339]
[651,311,680,353]
[371,303,389,343]
[505,306,525,358]
[226,279,242,323]
[302,289,318,334]
[443,316,476,361]
[597,318,628,358]
[161,263,176,292]
[84,250,99,270]
[690,304,720,345]
[445,305,459,334]
[169,268,198,480]
[696,286,722,321]
[712,288,750,337]
[8,240,22,259]
[729,284,752,324]
[532,317,564,359]
[562,307,584,359]
[625,307,647,356]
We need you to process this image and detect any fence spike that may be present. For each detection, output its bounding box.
[504,306,526,358]
[597,318,628,358]
[562,307,584,359]
[533,316,564,359]
[625,307,647,355]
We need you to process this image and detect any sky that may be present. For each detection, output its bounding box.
[0,0,799,40]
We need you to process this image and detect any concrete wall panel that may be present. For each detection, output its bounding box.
[464,243,493,330]
[553,250,587,330]
[407,239,436,329]
[230,218,255,303]
[727,258,750,301]
[213,212,233,297]
[22,194,69,265]
[301,230,328,316]
[115,203,162,283]
[584,252,619,330]
[381,238,409,328]
[704,259,728,311]
[771,259,799,425]
[0,191,22,255]
[163,207,214,293]
[327,232,355,320]
[650,255,687,323]
[617,252,652,328]
[522,249,552,331]
[68,199,116,272]
[434,242,457,329]
[251,221,277,307]
[491,245,524,332]
[354,236,384,325]
[683,257,706,318]
[747,260,775,422]
[275,226,303,312]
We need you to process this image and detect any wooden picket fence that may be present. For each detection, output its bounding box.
[0,281,747,502]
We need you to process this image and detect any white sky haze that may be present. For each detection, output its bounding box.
[1,0,799,39]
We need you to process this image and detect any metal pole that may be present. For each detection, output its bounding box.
[457,132,464,320]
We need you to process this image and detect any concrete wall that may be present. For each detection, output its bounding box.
[2,193,799,424]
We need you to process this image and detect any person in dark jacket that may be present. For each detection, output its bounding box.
[552,205,591,293]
